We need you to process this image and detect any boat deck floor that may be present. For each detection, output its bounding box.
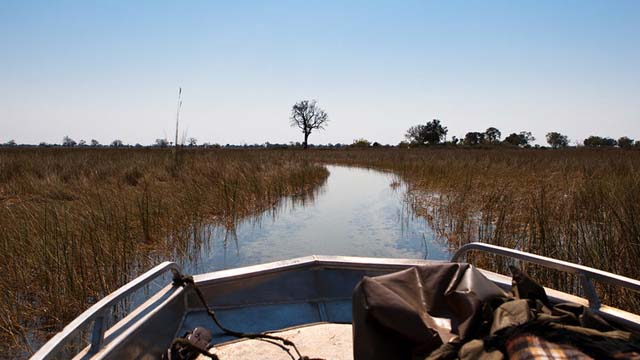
[200,323,353,360]
[180,299,353,344]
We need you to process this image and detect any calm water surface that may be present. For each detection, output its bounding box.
[27,166,453,355]
[183,165,451,274]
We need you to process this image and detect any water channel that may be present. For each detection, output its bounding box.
[28,165,454,356]
[182,165,452,274]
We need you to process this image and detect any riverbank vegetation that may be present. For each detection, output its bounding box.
[310,147,640,313]
[2,146,639,356]
[0,148,328,355]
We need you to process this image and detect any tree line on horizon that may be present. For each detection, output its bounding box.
[1,100,638,149]
[2,131,637,150]
[400,119,639,149]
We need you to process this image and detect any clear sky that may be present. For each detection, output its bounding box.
[1,0,639,146]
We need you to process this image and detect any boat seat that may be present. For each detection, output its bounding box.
[198,323,353,360]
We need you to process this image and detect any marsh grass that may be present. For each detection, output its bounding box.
[3,146,639,356]
[308,148,640,312]
[0,147,328,356]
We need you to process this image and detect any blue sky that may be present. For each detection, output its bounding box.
[1,0,638,145]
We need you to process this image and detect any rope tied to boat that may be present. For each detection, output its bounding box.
[169,338,220,360]
[172,274,324,360]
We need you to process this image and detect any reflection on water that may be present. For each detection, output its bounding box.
[182,166,451,274]
[25,166,452,357]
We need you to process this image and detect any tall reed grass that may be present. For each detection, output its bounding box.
[0,147,328,356]
[308,147,640,312]
[3,146,639,356]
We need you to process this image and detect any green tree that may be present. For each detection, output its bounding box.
[405,119,448,145]
[351,138,371,147]
[62,136,76,147]
[618,136,634,148]
[484,127,501,144]
[463,132,485,146]
[583,136,616,147]
[111,139,124,147]
[504,131,535,147]
[155,138,169,148]
[546,132,569,148]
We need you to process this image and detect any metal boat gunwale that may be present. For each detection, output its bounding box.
[30,262,183,360]
[452,242,640,309]
[30,243,640,360]
[90,282,186,359]
[192,254,440,284]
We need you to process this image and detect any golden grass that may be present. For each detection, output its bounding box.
[0,147,328,355]
[307,147,640,312]
[2,146,639,356]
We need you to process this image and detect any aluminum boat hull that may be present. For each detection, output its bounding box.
[31,244,640,360]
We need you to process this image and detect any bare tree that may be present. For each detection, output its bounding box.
[290,100,329,149]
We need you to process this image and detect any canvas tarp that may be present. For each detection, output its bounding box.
[352,263,640,359]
